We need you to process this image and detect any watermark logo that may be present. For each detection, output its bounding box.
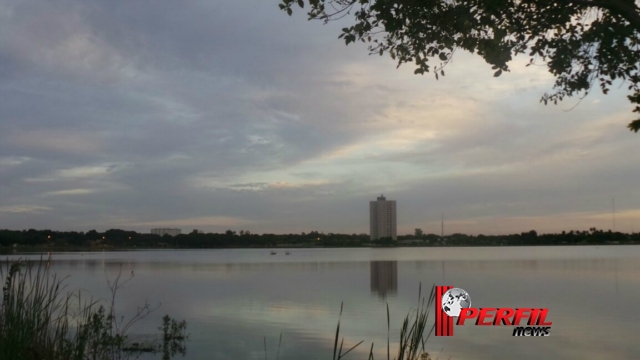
[441,287,472,317]
[435,285,552,337]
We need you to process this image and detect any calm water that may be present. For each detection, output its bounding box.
[6,246,640,360]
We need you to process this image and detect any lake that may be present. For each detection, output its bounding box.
[5,246,640,360]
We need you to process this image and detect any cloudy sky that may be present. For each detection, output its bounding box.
[0,0,639,235]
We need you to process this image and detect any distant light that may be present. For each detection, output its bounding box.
[47,235,51,239]
[102,236,105,239]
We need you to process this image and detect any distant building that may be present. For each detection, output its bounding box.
[150,228,182,237]
[369,195,397,240]
[370,261,398,299]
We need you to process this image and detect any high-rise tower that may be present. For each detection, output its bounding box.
[369,195,397,241]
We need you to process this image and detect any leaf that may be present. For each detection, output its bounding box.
[276,0,640,133]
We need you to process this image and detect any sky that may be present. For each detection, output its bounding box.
[0,0,639,236]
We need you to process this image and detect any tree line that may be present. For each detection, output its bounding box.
[0,227,638,249]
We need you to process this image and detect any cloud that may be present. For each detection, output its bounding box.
[0,0,638,233]
[124,216,258,228]
[0,205,52,214]
[0,156,31,166]
[5,129,105,155]
[405,209,640,236]
[41,188,97,196]
[25,164,126,182]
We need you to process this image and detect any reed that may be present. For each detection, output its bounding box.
[0,257,187,360]
[327,283,437,360]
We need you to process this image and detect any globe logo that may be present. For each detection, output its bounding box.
[441,288,471,317]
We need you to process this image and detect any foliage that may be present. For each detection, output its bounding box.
[0,227,638,250]
[320,283,437,360]
[372,237,396,247]
[0,258,188,360]
[158,316,187,360]
[279,0,640,132]
[395,284,436,360]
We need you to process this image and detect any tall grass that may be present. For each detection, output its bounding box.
[0,257,187,360]
[327,283,437,360]
[263,284,439,360]
[0,259,87,359]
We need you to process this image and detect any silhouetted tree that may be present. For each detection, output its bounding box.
[280,0,640,131]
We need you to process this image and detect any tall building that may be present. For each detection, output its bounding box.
[150,228,182,237]
[369,195,397,240]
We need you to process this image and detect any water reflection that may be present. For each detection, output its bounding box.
[370,261,397,299]
[4,247,640,360]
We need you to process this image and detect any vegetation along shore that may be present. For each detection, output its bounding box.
[1,228,638,252]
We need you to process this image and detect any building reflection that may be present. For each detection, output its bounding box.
[370,261,397,299]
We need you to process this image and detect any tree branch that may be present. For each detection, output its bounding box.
[571,0,640,30]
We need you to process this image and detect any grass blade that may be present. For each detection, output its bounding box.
[333,302,344,360]
[276,332,282,360]
[386,302,390,360]
[340,339,364,358]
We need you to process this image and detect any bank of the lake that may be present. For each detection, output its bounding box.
[1,227,638,254]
